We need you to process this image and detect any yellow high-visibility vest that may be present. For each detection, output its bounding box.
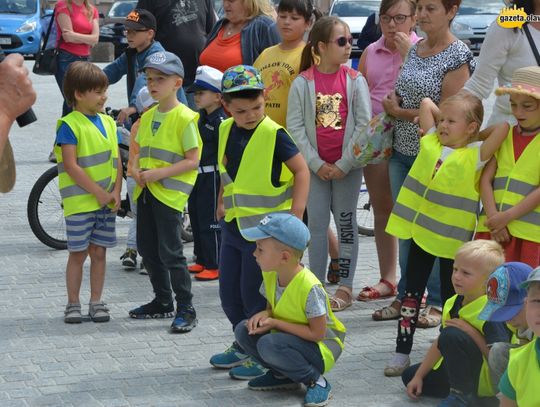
[477,128,540,242]
[55,112,118,217]
[386,133,481,259]
[507,339,540,407]
[134,104,202,212]
[262,267,346,373]
[218,117,294,238]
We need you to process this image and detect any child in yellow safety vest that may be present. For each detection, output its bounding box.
[499,266,540,407]
[236,213,345,407]
[403,240,511,407]
[476,66,540,268]
[384,92,509,376]
[55,62,123,324]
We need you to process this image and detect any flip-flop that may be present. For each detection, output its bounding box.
[357,279,397,302]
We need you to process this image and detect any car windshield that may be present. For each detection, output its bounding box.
[108,1,136,17]
[459,0,503,15]
[330,1,380,17]
[0,0,36,14]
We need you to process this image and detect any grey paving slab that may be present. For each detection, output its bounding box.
[0,62,495,406]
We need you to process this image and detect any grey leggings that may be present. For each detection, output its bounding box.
[307,168,363,287]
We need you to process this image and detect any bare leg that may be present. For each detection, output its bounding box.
[327,228,339,259]
[66,250,88,304]
[88,244,106,303]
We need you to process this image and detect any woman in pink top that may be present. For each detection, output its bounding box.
[54,0,99,117]
[356,0,418,304]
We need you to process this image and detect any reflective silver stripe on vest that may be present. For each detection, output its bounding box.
[234,187,293,208]
[223,195,233,209]
[493,177,507,191]
[322,327,345,361]
[500,204,540,226]
[58,151,115,174]
[60,178,114,199]
[493,177,536,196]
[139,146,184,164]
[403,177,479,213]
[220,172,233,187]
[393,202,474,242]
[159,177,194,195]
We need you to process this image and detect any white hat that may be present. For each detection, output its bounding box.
[135,86,157,112]
[186,65,223,93]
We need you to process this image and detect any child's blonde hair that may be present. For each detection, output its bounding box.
[272,239,305,262]
[455,240,505,274]
[440,92,484,137]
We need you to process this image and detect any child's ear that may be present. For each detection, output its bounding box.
[467,121,479,137]
[176,77,184,89]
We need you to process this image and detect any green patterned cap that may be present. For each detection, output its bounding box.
[221,65,265,93]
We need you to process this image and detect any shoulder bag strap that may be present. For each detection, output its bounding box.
[40,8,56,52]
[523,23,540,66]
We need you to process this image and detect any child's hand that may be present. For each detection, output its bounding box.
[96,190,112,206]
[139,168,162,184]
[316,163,333,181]
[394,31,413,59]
[216,203,225,221]
[406,375,423,400]
[485,211,512,234]
[328,164,345,180]
[249,317,276,335]
[111,191,121,212]
[445,319,477,338]
[492,227,511,244]
[246,310,270,333]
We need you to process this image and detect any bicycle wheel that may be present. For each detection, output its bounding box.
[357,187,374,237]
[181,206,193,242]
[27,166,68,250]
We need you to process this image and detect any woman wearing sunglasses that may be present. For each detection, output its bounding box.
[381,0,475,377]
[287,16,372,312]
[355,0,419,307]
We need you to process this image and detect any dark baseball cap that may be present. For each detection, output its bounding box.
[124,9,156,31]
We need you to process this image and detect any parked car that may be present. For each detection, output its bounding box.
[0,0,53,57]
[99,0,137,58]
[328,0,380,56]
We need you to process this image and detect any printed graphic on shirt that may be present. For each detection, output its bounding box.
[258,61,295,107]
[316,92,343,129]
[172,0,199,25]
[152,121,161,134]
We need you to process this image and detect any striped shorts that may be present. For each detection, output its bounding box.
[65,208,117,252]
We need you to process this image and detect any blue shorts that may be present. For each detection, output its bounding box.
[65,208,117,252]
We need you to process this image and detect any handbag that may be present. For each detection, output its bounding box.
[351,112,394,167]
[33,9,57,76]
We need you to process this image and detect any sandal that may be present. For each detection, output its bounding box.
[372,299,401,321]
[326,258,340,285]
[356,279,397,302]
[330,286,353,312]
[416,305,441,329]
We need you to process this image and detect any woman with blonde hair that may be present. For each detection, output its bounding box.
[199,0,280,72]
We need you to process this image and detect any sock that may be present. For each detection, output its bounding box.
[315,375,327,387]
[389,352,410,366]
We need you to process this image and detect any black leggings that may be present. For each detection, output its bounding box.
[396,240,455,355]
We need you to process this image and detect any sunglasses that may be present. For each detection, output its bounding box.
[332,36,354,47]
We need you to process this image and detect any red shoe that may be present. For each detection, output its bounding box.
[188,263,204,273]
[195,269,219,281]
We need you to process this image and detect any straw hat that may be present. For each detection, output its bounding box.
[0,140,16,193]
[495,66,540,99]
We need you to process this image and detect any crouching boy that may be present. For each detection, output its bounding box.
[235,213,345,407]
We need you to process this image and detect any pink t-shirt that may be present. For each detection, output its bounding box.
[314,65,348,164]
[55,1,98,57]
[364,32,420,115]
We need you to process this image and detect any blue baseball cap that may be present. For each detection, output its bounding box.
[479,262,533,322]
[242,213,310,251]
[143,51,184,78]
[520,266,540,289]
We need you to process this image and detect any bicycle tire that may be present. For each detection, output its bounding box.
[27,166,68,250]
[357,188,375,237]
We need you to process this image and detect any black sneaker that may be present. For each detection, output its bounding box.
[170,304,197,333]
[139,260,148,275]
[120,248,137,269]
[129,299,174,319]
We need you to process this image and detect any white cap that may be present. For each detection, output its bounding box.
[135,86,157,112]
[187,65,223,93]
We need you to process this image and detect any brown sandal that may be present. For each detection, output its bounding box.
[330,286,353,312]
[416,305,442,328]
[372,299,401,321]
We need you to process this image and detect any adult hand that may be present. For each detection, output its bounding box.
[61,29,78,43]
[316,163,333,181]
[394,32,412,59]
[382,92,401,117]
[116,106,137,125]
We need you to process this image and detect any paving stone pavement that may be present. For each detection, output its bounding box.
[0,62,495,407]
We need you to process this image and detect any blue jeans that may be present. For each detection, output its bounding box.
[234,321,324,385]
[388,150,441,307]
[54,50,89,117]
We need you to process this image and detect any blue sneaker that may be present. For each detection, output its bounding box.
[248,371,299,391]
[210,342,249,368]
[438,389,475,407]
[229,358,267,380]
[304,381,332,407]
[170,304,197,333]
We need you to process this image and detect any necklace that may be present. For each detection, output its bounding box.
[225,23,242,37]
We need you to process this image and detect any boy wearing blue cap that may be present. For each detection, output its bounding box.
[209,65,310,379]
[185,66,226,281]
[128,51,202,334]
[403,240,511,407]
[478,262,534,388]
[499,266,540,407]
[235,213,345,407]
